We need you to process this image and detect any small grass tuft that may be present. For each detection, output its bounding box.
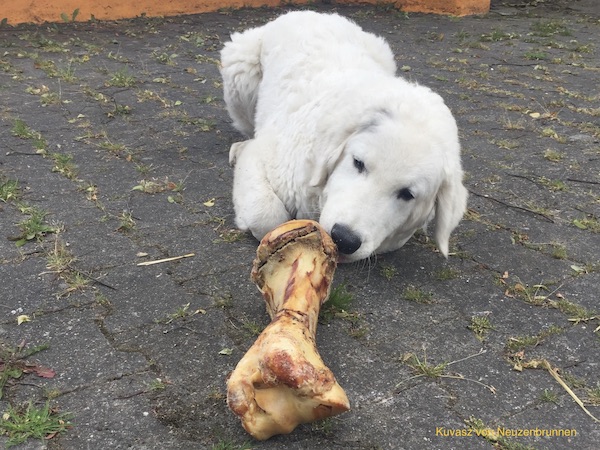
[14,207,59,246]
[403,352,447,378]
[401,285,433,304]
[0,178,20,202]
[572,216,600,233]
[379,263,397,280]
[586,383,600,406]
[50,153,78,180]
[549,298,597,323]
[530,20,572,37]
[211,439,253,450]
[311,417,335,435]
[540,388,559,404]
[11,119,47,150]
[468,316,494,341]
[214,294,233,310]
[505,325,563,352]
[436,267,460,281]
[147,378,168,391]
[241,319,265,337]
[0,401,72,447]
[106,68,136,87]
[157,303,205,324]
[323,284,353,315]
[116,211,136,232]
[45,238,91,297]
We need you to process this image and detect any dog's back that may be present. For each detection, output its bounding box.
[220,11,396,138]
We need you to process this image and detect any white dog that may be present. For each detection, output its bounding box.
[220,11,468,262]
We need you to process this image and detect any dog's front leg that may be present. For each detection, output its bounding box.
[231,140,290,241]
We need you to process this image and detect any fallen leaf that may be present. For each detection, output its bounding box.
[25,363,56,378]
[219,348,233,356]
[513,283,526,293]
[203,198,215,207]
[17,315,31,325]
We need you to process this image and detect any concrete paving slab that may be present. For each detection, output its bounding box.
[0,1,598,449]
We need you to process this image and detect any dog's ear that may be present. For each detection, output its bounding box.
[433,166,468,257]
[308,141,346,187]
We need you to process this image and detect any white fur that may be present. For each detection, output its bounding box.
[220,11,468,262]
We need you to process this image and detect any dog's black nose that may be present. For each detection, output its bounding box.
[331,223,362,255]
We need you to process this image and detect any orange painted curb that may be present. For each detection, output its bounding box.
[0,0,490,25]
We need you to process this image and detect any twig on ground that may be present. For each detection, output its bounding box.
[137,253,195,266]
[468,189,554,223]
[567,178,600,186]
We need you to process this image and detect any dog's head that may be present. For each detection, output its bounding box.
[315,89,468,263]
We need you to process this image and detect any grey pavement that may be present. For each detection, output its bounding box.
[0,1,599,449]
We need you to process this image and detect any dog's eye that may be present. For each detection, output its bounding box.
[397,188,414,201]
[353,158,365,174]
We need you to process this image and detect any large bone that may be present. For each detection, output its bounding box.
[227,220,350,440]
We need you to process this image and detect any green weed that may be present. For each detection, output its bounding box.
[45,239,91,296]
[540,388,559,404]
[404,352,447,378]
[530,20,571,37]
[106,69,136,87]
[524,50,549,61]
[401,285,433,304]
[211,439,252,450]
[321,283,354,323]
[158,303,205,324]
[468,316,494,341]
[50,153,78,180]
[379,263,397,280]
[117,211,136,232]
[0,178,20,202]
[543,149,564,162]
[480,29,519,42]
[0,401,71,447]
[11,119,47,150]
[586,383,600,406]
[60,8,80,23]
[14,207,59,246]
[435,267,460,281]
[572,216,600,233]
[505,325,563,352]
[147,378,168,391]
